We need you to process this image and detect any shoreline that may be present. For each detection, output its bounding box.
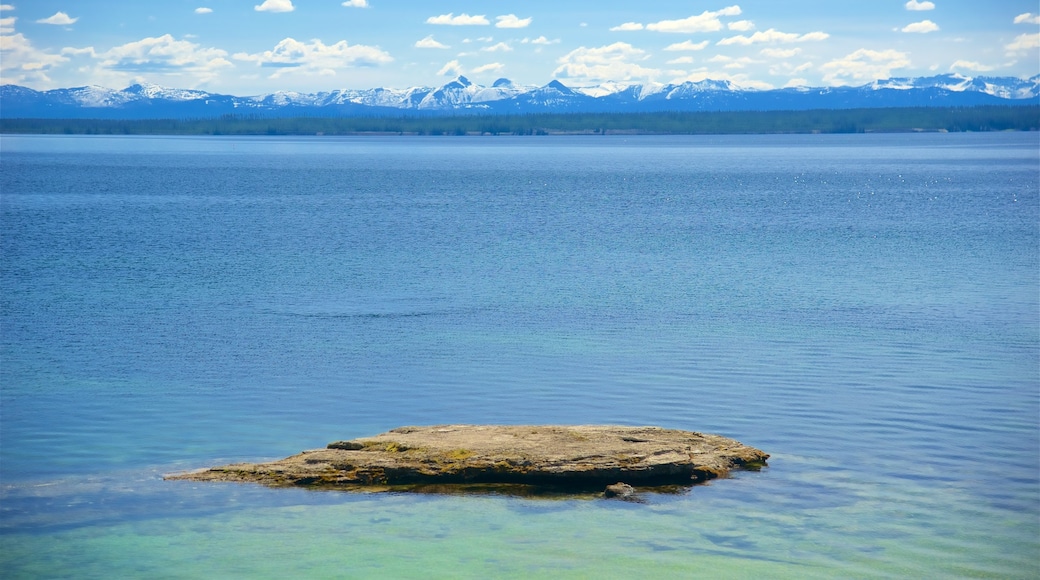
[2,105,1036,136]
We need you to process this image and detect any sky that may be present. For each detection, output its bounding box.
[1,1,1038,95]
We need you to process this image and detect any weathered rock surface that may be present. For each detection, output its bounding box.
[166,425,768,494]
[604,482,638,499]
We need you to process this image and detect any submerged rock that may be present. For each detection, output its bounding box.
[166,425,768,495]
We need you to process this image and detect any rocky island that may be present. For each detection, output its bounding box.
[166,425,768,497]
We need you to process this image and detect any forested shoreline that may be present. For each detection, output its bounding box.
[2,106,1036,136]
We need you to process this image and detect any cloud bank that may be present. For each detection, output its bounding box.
[426,13,489,26]
[554,42,666,83]
[718,29,829,45]
[822,49,911,85]
[612,6,743,34]
[234,37,392,78]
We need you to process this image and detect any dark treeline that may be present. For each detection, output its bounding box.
[2,106,1037,135]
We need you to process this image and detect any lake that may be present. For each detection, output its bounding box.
[1,133,1037,578]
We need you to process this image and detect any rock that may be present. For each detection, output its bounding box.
[604,482,637,498]
[327,440,365,450]
[165,425,768,495]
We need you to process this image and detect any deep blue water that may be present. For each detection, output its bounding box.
[1,133,1038,578]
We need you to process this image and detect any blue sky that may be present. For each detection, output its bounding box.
[2,1,1038,94]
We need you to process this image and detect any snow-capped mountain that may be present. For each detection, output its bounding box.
[1,74,1036,119]
[871,73,1039,99]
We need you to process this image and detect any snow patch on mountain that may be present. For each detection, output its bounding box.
[871,73,1040,99]
[61,85,126,107]
[665,80,740,99]
[123,83,212,101]
[573,82,633,98]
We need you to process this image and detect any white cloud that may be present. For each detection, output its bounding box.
[728,20,755,32]
[472,62,503,74]
[415,35,448,49]
[708,54,758,69]
[1014,13,1040,25]
[760,47,801,58]
[1006,32,1040,54]
[950,60,994,72]
[195,7,213,14]
[718,29,829,45]
[553,41,662,83]
[426,13,489,26]
[644,6,742,33]
[342,0,368,7]
[0,5,14,11]
[496,14,531,29]
[664,40,709,51]
[768,60,812,77]
[901,20,939,33]
[523,36,559,45]
[437,59,462,76]
[94,34,232,79]
[610,22,643,32]
[234,37,392,78]
[0,31,70,85]
[667,56,696,64]
[797,31,830,41]
[0,15,13,33]
[36,11,78,25]
[821,48,911,85]
[481,42,512,52]
[60,46,96,57]
[726,57,756,69]
[254,0,294,13]
[13,34,237,89]
[905,0,935,10]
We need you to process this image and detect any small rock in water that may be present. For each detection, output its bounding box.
[604,482,636,498]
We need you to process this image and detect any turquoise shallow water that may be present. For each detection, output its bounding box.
[1,133,1038,578]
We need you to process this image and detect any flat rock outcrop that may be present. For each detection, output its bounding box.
[166,425,768,494]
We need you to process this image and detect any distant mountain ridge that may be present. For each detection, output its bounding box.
[2,74,1037,119]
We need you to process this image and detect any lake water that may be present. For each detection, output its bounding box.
[1,133,1037,578]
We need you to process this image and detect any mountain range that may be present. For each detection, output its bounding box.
[1,74,1037,119]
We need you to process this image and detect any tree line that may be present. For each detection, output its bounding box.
[2,106,1036,136]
